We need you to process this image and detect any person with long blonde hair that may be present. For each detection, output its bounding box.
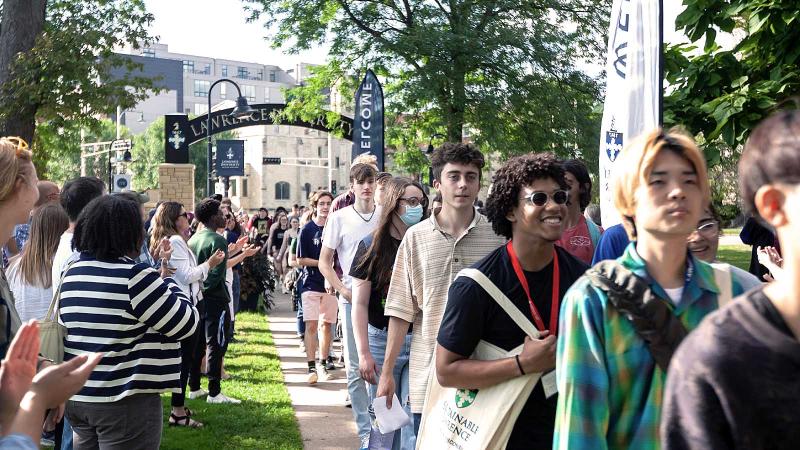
[149,201,224,428]
[7,203,69,322]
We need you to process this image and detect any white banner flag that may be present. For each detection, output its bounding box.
[598,0,661,227]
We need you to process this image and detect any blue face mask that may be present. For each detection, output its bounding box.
[399,204,424,226]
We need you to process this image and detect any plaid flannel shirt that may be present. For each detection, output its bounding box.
[554,243,744,450]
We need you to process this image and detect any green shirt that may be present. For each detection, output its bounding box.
[553,243,745,450]
[188,229,229,302]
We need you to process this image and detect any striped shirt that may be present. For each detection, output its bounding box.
[553,243,745,450]
[60,254,198,403]
[384,209,505,413]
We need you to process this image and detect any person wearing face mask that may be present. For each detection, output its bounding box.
[350,177,428,449]
[687,204,761,291]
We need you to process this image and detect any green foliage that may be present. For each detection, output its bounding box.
[131,117,166,191]
[664,0,800,149]
[0,0,159,138]
[717,244,750,272]
[243,0,608,175]
[32,119,130,185]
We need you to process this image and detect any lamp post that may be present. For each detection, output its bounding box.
[206,78,254,197]
[108,139,134,191]
[426,133,446,186]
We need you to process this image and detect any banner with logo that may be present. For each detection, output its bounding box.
[598,0,661,227]
[352,69,385,171]
[215,139,245,177]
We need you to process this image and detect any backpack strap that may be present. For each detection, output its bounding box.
[457,268,541,339]
[710,263,733,308]
[586,218,601,249]
[585,260,688,372]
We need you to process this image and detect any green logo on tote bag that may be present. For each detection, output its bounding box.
[455,388,479,408]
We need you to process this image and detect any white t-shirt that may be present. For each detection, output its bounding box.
[6,260,53,322]
[664,287,684,306]
[321,204,382,293]
[52,230,79,287]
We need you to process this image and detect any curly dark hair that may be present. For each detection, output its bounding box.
[485,153,568,239]
[430,142,485,183]
[195,198,221,225]
[72,195,144,260]
[563,159,592,211]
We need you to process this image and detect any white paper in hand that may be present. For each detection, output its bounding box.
[373,394,411,434]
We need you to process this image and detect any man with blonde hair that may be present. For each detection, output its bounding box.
[553,129,746,449]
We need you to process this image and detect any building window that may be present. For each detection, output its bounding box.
[202,63,211,75]
[335,156,340,167]
[184,107,191,114]
[264,87,270,101]
[257,69,263,80]
[317,146,322,157]
[182,60,194,73]
[303,183,311,200]
[220,83,226,99]
[269,71,276,82]
[194,103,208,116]
[141,48,155,57]
[237,66,248,79]
[242,85,256,102]
[241,179,248,197]
[275,182,290,200]
[221,65,228,76]
[193,79,210,97]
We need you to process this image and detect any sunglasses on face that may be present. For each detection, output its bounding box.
[521,190,569,206]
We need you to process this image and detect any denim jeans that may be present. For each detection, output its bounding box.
[231,269,241,314]
[61,416,73,450]
[367,325,415,450]
[340,299,371,441]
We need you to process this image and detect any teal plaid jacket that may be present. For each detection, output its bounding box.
[553,243,745,450]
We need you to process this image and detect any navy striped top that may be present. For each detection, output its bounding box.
[59,254,198,403]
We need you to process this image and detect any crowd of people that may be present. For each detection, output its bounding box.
[0,108,798,450]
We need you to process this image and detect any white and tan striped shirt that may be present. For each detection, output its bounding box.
[384,209,505,413]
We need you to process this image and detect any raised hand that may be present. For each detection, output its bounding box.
[0,321,40,415]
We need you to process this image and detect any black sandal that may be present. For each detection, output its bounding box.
[168,412,203,428]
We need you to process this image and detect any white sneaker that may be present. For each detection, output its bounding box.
[207,393,241,404]
[188,388,207,399]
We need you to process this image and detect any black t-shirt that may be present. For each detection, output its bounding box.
[269,226,287,253]
[437,245,588,450]
[349,235,402,330]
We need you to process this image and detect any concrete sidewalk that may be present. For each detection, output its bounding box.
[267,292,360,450]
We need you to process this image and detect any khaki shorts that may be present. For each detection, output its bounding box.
[301,291,338,324]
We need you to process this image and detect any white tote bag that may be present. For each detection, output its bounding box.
[416,268,545,450]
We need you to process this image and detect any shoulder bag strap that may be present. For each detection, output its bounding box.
[457,268,541,339]
[586,218,601,249]
[45,260,77,322]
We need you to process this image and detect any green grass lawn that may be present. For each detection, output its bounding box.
[159,312,302,450]
[722,228,742,236]
[717,244,751,271]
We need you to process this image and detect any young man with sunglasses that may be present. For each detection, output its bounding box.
[554,130,745,449]
[436,154,588,448]
[375,143,505,436]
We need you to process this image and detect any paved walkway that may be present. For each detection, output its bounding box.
[267,292,360,450]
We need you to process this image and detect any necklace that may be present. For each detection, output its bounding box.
[353,204,376,223]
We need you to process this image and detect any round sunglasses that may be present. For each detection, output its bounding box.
[520,190,569,206]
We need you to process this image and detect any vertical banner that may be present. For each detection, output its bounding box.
[352,70,385,171]
[215,139,245,177]
[598,0,661,227]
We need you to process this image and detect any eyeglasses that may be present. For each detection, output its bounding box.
[696,221,719,235]
[521,190,568,206]
[2,136,30,157]
[399,197,424,207]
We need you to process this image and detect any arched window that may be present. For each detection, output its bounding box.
[275,181,290,200]
[304,183,312,200]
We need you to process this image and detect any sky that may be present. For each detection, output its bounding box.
[145,0,703,72]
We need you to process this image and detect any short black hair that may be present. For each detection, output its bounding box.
[562,159,592,211]
[72,195,144,260]
[740,108,800,217]
[485,153,568,239]
[195,199,221,225]
[275,206,288,216]
[60,177,105,222]
[210,194,223,202]
[430,142,485,183]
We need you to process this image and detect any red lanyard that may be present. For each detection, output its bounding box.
[506,240,560,335]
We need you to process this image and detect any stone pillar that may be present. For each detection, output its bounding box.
[158,163,195,209]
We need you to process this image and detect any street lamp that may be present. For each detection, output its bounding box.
[426,133,446,186]
[207,78,254,197]
[108,139,135,190]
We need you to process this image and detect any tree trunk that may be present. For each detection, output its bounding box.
[0,0,47,143]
